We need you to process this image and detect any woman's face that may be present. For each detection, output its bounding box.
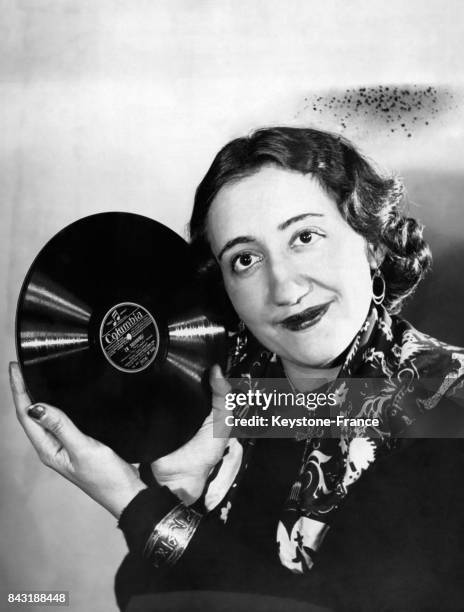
[207,165,377,369]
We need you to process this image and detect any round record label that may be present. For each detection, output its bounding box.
[99,302,159,373]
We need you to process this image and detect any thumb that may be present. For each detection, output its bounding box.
[210,364,231,399]
[29,403,89,456]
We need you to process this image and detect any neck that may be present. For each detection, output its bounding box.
[281,358,341,392]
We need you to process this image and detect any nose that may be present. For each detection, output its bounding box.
[267,256,312,307]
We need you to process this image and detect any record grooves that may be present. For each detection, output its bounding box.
[16,212,227,462]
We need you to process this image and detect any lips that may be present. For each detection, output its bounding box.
[279,301,332,331]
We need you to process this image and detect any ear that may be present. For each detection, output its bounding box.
[367,243,385,270]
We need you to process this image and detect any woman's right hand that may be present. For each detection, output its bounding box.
[150,364,232,504]
[9,362,146,519]
[10,360,231,512]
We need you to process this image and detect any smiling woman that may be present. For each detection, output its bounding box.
[207,166,375,372]
[112,128,464,609]
[190,128,432,381]
[10,127,464,612]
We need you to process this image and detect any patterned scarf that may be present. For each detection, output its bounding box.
[202,305,464,574]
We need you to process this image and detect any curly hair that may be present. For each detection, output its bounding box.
[189,126,432,316]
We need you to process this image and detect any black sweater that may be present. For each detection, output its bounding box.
[116,436,464,611]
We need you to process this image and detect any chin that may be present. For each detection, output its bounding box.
[291,350,340,369]
[279,327,352,369]
[256,315,358,366]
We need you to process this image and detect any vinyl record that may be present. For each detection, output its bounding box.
[16,212,228,463]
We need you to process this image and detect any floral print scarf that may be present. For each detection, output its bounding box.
[202,305,464,574]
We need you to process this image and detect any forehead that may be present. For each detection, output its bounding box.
[207,166,339,248]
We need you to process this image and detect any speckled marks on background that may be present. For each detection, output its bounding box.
[295,85,456,137]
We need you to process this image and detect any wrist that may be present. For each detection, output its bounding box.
[105,479,148,519]
[118,484,186,554]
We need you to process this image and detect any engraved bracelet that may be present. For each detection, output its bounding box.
[143,503,202,567]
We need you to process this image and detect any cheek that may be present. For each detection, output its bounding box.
[332,237,373,300]
[339,254,373,307]
[223,277,264,323]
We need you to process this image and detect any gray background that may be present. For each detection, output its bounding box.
[1,1,463,611]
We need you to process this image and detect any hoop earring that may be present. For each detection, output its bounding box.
[372,268,386,306]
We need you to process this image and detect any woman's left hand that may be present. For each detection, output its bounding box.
[9,362,146,519]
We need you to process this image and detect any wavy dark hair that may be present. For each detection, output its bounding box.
[189,127,432,318]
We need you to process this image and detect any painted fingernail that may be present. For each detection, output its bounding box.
[28,405,46,420]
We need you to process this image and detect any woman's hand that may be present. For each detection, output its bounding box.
[9,362,146,519]
[150,364,232,504]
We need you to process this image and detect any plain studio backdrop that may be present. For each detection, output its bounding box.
[1,1,463,610]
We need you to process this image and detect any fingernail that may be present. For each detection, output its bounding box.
[28,405,46,420]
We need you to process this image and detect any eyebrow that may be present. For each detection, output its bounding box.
[217,212,324,260]
[277,212,323,230]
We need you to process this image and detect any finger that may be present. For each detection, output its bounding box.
[25,405,68,464]
[9,364,63,456]
[10,364,69,463]
[209,364,231,398]
[28,402,90,457]
[9,362,32,418]
[9,363,88,458]
[209,367,233,440]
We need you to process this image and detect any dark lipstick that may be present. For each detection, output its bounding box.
[279,301,331,331]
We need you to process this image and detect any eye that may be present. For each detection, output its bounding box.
[291,228,324,247]
[231,252,262,274]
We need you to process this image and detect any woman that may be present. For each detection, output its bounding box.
[10,127,464,611]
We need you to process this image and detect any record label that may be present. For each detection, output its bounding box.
[99,302,159,373]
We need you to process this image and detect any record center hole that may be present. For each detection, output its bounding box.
[126,333,132,341]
